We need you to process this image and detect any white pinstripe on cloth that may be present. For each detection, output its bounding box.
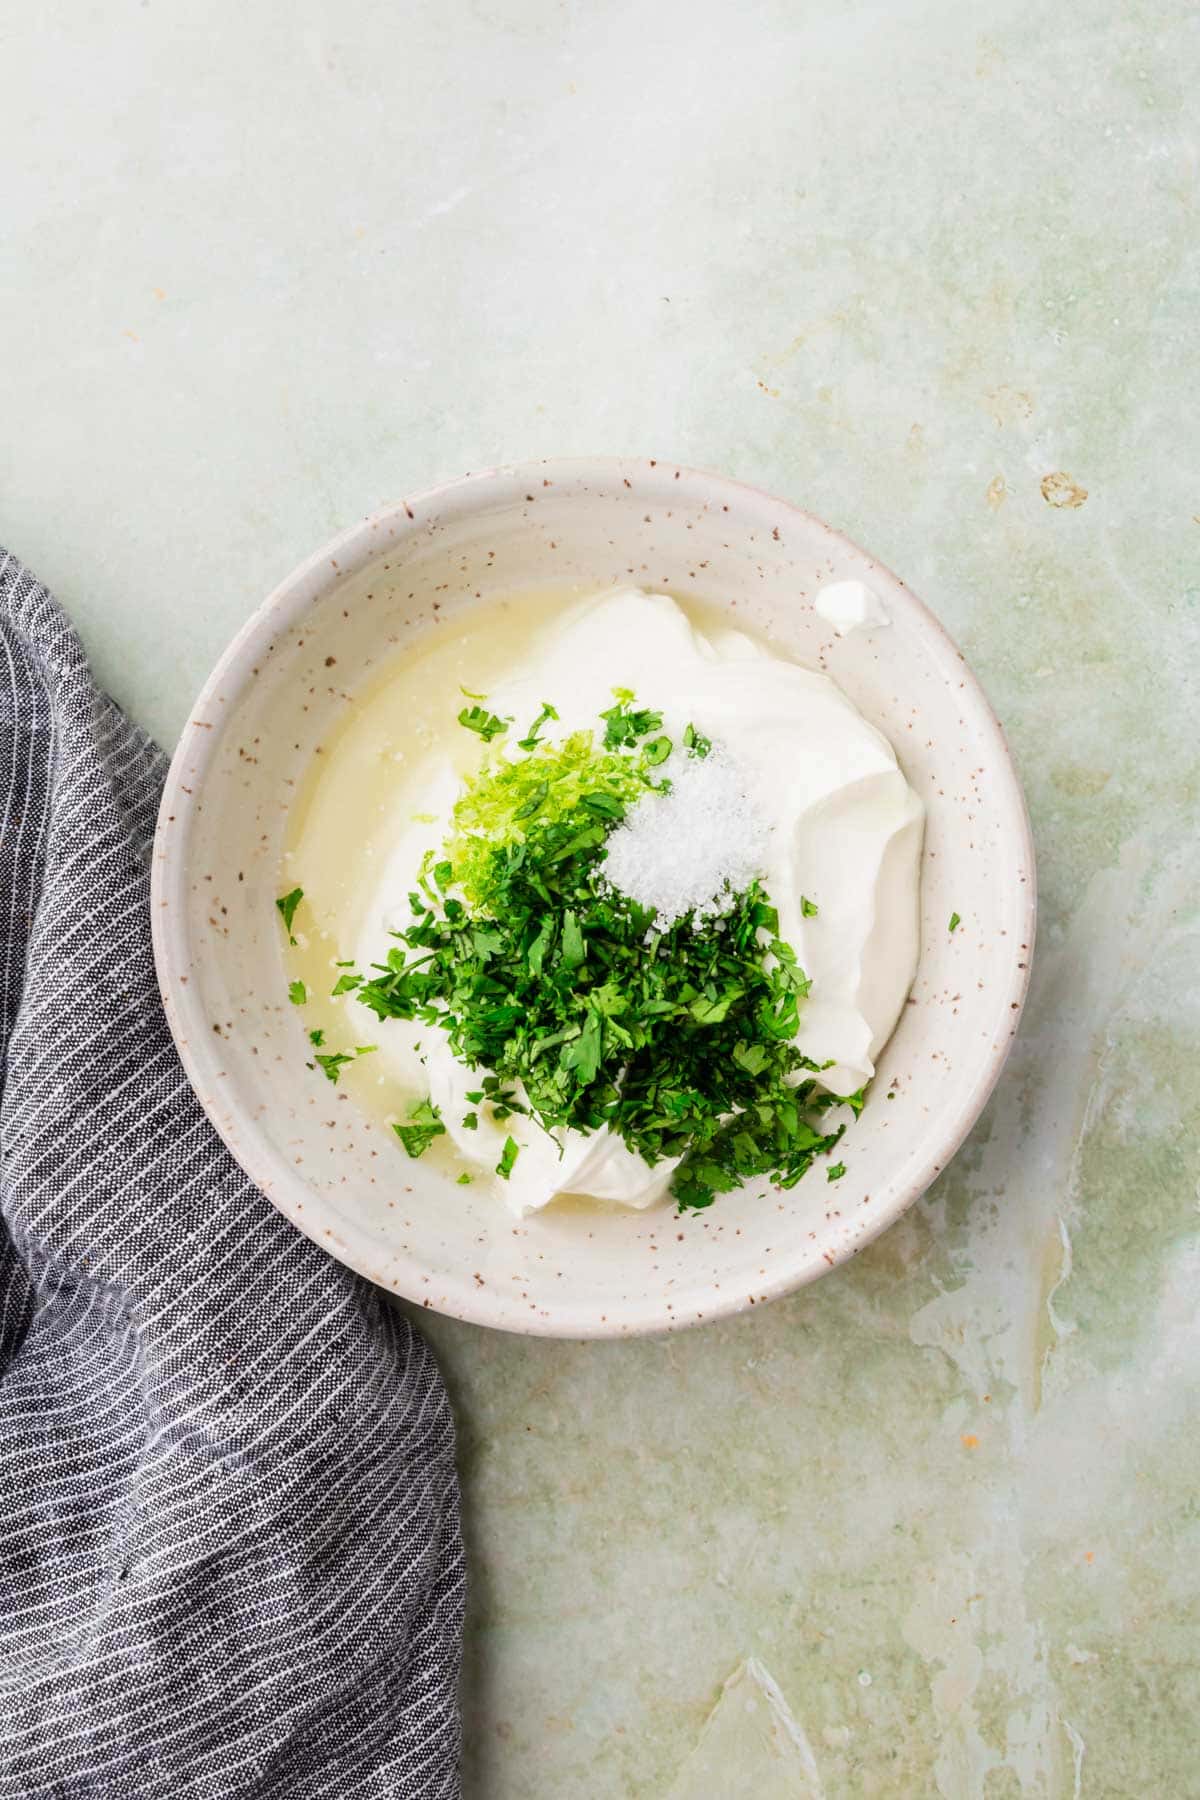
[0,552,465,1798]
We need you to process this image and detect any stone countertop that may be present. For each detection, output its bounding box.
[5,1,1197,1793]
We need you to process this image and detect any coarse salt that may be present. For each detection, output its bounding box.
[602,743,769,925]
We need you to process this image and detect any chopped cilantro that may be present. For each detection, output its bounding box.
[801,896,819,918]
[310,690,865,1212]
[579,791,626,820]
[769,937,812,1001]
[827,1161,846,1181]
[309,1027,325,1046]
[561,909,586,968]
[732,1041,768,1076]
[600,691,664,749]
[314,1051,354,1084]
[350,795,845,1211]
[288,980,307,1005]
[456,1172,473,1184]
[949,911,961,933]
[394,1097,446,1158]
[276,887,303,943]
[458,704,510,742]
[517,700,560,751]
[459,685,487,700]
[331,973,361,996]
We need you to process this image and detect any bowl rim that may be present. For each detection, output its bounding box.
[152,455,1037,1336]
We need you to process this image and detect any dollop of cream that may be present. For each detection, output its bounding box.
[813,578,890,636]
[365,589,922,1217]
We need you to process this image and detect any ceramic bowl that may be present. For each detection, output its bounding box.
[152,459,1034,1336]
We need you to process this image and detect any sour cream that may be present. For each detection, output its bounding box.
[354,589,923,1217]
[813,578,891,636]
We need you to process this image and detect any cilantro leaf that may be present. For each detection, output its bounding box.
[517,700,559,751]
[689,989,740,1025]
[560,909,586,969]
[288,980,307,1005]
[949,911,961,933]
[314,1051,354,1084]
[827,1161,846,1181]
[496,1135,520,1180]
[732,1041,768,1076]
[600,692,664,749]
[458,704,511,742]
[801,896,819,918]
[394,1097,446,1158]
[579,791,625,820]
[560,1008,603,1084]
[276,887,303,943]
[770,938,812,998]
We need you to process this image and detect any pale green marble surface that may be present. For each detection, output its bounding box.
[5,2,1198,1793]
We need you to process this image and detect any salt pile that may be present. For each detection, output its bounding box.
[602,744,769,926]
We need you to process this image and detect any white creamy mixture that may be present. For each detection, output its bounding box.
[813,578,891,636]
[346,589,923,1218]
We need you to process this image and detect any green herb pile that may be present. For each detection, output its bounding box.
[283,691,857,1211]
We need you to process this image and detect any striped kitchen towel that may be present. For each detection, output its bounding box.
[0,550,465,1798]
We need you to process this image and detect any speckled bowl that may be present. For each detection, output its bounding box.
[152,459,1034,1336]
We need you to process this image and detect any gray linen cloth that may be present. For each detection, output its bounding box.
[0,551,465,1798]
